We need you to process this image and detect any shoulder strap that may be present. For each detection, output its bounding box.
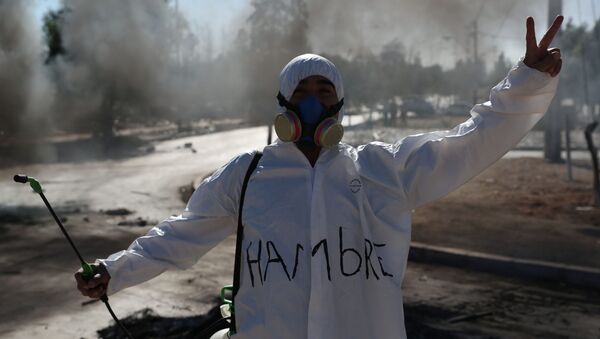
[231,151,262,333]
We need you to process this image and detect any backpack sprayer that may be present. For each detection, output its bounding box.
[13,174,134,339]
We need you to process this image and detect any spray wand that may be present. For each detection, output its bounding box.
[13,174,134,339]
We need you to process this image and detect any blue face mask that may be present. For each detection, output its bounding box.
[275,91,345,148]
[297,96,328,143]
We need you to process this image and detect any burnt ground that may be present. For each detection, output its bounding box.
[412,157,600,269]
[402,263,600,339]
[1,156,600,338]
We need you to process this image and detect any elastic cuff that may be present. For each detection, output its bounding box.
[97,258,117,296]
[515,57,552,80]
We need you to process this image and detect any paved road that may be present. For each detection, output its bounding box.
[0,127,270,220]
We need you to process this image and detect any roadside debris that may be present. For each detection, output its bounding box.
[447,311,493,324]
[130,190,151,196]
[97,305,225,339]
[102,208,134,216]
[117,217,156,227]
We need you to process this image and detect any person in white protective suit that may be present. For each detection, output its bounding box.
[76,16,564,339]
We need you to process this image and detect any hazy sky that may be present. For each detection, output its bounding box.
[32,0,600,68]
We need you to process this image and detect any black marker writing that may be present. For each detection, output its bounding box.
[292,244,304,279]
[364,239,379,280]
[311,239,332,281]
[244,226,394,287]
[246,240,263,287]
[374,242,393,277]
[264,240,291,282]
[339,227,361,276]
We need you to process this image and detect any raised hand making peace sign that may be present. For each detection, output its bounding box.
[523,15,564,77]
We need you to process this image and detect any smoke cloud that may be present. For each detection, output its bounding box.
[0,0,54,139]
[304,0,545,67]
[51,0,204,135]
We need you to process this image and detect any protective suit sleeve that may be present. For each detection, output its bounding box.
[357,60,559,210]
[98,151,257,295]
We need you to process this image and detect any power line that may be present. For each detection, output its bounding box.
[471,0,489,63]
[478,30,522,41]
[494,0,517,36]
[591,0,600,45]
[578,0,586,25]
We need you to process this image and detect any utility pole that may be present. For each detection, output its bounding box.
[589,0,600,121]
[470,19,480,105]
[543,0,563,163]
[593,0,600,62]
[174,0,181,67]
[577,0,591,118]
[470,1,485,106]
[472,20,479,63]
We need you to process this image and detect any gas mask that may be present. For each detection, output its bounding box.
[274,92,345,148]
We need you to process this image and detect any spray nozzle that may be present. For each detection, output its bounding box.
[13,174,43,194]
[13,174,28,183]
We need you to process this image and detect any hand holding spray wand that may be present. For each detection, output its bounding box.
[13,174,134,339]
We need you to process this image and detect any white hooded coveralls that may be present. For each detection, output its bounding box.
[100,54,559,338]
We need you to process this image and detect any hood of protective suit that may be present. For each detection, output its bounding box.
[277,53,345,122]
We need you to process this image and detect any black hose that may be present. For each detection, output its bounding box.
[39,192,88,264]
[101,295,135,339]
